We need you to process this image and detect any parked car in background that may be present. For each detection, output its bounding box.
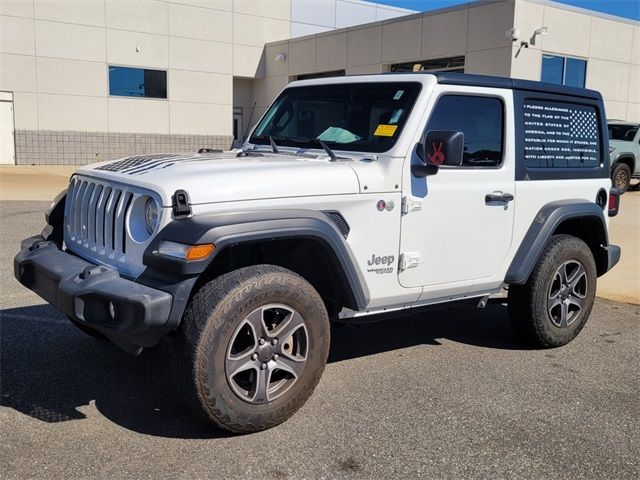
[608,120,639,193]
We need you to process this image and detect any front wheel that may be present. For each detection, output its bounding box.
[508,235,597,348]
[175,265,330,433]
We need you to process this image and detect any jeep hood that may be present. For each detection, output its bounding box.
[76,152,360,206]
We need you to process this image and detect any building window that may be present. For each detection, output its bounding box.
[541,55,587,88]
[390,56,465,73]
[425,95,504,167]
[108,66,167,99]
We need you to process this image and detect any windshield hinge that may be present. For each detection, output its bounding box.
[172,189,191,217]
[401,196,423,215]
[398,252,420,272]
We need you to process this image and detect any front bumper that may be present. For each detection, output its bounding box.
[14,237,172,353]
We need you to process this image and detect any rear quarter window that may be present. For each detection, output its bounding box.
[523,100,601,168]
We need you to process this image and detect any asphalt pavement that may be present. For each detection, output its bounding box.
[1,201,639,479]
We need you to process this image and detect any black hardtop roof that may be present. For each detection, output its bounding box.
[432,72,602,101]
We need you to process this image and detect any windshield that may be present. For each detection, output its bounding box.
[250,82,422,153]
[608,124,638,141]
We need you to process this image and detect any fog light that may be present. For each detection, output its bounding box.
[108,301,116,321]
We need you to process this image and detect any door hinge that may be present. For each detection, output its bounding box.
[399,252,420,272]
[401,196,422,215]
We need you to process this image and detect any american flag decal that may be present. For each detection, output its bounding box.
[522,100,601,168]
[570,108,598,139]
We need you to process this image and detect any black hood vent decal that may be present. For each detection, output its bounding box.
[95,154,218,175]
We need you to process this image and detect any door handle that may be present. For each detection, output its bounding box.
[485,191,514,204]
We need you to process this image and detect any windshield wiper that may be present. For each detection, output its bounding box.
[244,135,316,158]
[315,138,337,161]
[289,137,340,161]
[269,135,279,153]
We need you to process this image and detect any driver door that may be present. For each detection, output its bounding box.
[399,86,516,299]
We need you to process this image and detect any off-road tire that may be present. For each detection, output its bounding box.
[612,162,631,194]
[508,235,597,348]
[174,265,330,434]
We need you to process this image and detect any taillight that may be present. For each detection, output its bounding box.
[608,188,620,217]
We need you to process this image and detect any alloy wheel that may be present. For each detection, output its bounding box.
[614,169,629,190]
[225,304,309,404]
[547,260,588,328]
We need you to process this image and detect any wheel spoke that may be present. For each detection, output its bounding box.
[561,263,572,284]
[548,295,563,312]
[570,273,587,298]
[567,263,586,287]
[559,300,569,328]
[549,273,562,299]
[567,296,584,311]
[226,353,257,378]
[244,307,269,339]
[252,367,270,403]
[274,355,306,379]
[273,310,305,341]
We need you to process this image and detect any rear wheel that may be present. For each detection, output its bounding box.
[508,235,597,348]
[175,265,330,433]
[612,162,631,193]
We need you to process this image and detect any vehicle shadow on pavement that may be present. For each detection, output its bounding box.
[0,302,524,439]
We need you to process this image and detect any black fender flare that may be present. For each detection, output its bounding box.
[611,152,636,172]
[505,200,609,285]
[143,209,370,311]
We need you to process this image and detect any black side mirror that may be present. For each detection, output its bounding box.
[412,130,464,178]
[422,130,465,167]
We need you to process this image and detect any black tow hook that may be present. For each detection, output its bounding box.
[29,239,48,251]
[79,265,98,280]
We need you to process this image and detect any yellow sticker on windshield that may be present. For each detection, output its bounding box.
[374,124,398,137]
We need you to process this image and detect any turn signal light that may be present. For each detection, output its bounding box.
[185,244,215,261]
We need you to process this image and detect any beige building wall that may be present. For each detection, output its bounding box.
[255,0,638,135]
[511,0,639,121]
[0,0,296,136]
[0,0,296,164]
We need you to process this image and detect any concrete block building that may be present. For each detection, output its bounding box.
[0,0,638,165]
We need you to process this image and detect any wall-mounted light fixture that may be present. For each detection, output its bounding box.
[275,53,286,62]
[534,26,549,36]
[506,28,520,42]
[517,26,549,51]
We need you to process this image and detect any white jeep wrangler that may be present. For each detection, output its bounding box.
[15,73,621,433]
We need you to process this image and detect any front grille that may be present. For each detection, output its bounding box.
[64,176,156,277]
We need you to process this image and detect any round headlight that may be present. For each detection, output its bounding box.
[144,197,159,234]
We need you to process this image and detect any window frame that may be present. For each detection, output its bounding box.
[107,65,169,100]
[541,54,588,88]
[421,93,506,169]
[249,81,423,154]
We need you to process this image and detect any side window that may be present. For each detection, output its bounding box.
[426,95,504,167]
[522,100,601,168]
